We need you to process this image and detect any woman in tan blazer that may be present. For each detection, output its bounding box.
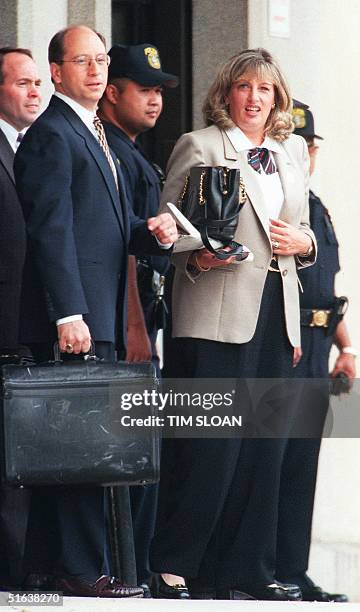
[150,48,316,601]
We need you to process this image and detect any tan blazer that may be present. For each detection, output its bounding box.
[160,125,316,347]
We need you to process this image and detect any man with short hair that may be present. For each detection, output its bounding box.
[0,46,42,587]
[14,25,177,598]
[98,43,178,594]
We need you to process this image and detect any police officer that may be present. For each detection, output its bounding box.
[275,101,356,601]
[98,43,178,595]
[98,44,178,374]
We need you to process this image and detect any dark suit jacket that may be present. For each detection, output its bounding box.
[14,95,162,349]
[0,129,26,350]
[0,128,29,585]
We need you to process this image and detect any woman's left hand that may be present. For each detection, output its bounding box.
[269,218,312,256]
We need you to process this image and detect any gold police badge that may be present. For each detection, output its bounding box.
[144,47,161,70]
[292,107,306,129]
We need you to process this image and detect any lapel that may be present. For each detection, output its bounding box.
[49,96,125,236]
[113,153,130,242]
[0,128,15,183]
[274,142,300,223]
[222,130,270,236]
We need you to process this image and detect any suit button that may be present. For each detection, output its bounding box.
[282,269,288,277]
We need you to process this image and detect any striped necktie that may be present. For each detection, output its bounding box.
[93,116,118,189]
[247,147,277,175]
[16,132,24,148]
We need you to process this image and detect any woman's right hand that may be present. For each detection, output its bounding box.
[189,248,235,271]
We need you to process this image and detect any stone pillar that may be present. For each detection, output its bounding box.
[9,0,112,104]
[68,0,112,46]
[192,0,248,128]
[15,0,67,103]
[0,0,18,46]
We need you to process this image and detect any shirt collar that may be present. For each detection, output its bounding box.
[54,92,96,131]
[104,121,134,146]
[225,126,282,154]
[0,119,24,153]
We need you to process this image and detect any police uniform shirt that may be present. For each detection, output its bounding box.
[103,121,168,278]
[296,190,340,377]
[298,190,340,310]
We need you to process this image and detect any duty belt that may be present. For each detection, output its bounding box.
[300,308,332,328]
[301,297,348,335]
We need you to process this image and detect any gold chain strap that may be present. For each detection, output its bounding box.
[198,170,206,205]
[178,174,189,210]
[222,167,228,195]
[239,176,247,204]
[179,168,247,209]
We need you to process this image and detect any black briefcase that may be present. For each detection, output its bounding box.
[0,356,160,487]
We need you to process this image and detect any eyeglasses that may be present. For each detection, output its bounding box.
[57,54,110,68]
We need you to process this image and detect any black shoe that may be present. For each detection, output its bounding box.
[154,575,190,599]
[54,575,144,598]
[23,573,54,590]
[278,573,348,602]
[187,577,215,599]
[139,582,152,598]
[240,580,302,601]
[301,585,348,602]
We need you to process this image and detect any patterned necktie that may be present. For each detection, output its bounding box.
[93,116,118,189]
[247,147,277,175]
[16,132,24,148]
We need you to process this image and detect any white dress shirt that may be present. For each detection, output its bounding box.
[225,126,284,220]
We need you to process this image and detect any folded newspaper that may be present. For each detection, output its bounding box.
[165,202,253,262]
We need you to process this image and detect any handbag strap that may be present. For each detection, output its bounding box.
[201,225,248,260]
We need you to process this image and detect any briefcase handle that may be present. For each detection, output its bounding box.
[53,341,98,363]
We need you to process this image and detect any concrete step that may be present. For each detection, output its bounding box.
[1,592,360,611]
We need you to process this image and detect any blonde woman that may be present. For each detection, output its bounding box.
[151,48,316,601]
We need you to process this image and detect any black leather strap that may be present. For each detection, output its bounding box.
[201,225,248,260]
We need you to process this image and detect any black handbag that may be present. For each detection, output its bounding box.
[178,165,248,260]
[0,351,160,487]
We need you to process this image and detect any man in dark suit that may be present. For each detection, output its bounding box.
[14,25,177,598]
[0,46,42,587]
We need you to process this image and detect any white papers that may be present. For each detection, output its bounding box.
[165,202,253,263]
[165,202,224,253]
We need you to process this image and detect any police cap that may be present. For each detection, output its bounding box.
[108,43,179,88]
[292,99,323,140]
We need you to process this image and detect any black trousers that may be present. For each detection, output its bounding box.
[150,272,294,590]
[0,487,30,586]
[129,298,160,584]
[22,341,115,583]
[276,327,331,583]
